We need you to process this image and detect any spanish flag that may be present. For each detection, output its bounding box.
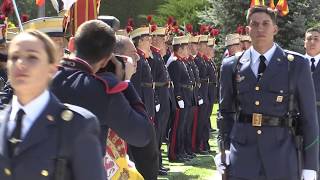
[250,0,265,7]
[276,0,289,16]
[269,0,275,9]
[68,0,101,35]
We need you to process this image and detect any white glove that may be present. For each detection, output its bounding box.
[198,99,204,105]
[214,150,231,175]
[301,169,317,180]
[155,104,161,112]
[178,100,184,109]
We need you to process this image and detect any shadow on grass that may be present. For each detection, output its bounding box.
[158,171,200,180]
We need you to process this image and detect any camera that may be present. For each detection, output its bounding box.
[98,54,130,73]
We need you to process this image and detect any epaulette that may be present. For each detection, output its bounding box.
[95,72,128,94]
[62,103,96,120]
[222,55,237,65]
[284,50,305,59]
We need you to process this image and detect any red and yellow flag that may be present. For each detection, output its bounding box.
[67,0,101,36]
[250,0,265,7]
[276,0,289,16]
[269,0,275,9]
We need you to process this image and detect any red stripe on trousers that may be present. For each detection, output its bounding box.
[191,106,199,152]
[169,108,180,160]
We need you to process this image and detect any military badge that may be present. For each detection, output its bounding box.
[287,54,294,62]
[276,96,283,103]
[61,110,73,121]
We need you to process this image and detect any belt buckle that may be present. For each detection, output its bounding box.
[152,82,155,89]
[252,113,262,127]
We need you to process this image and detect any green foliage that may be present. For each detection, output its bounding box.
[198,0,320,54]
[152,0,208,29]
[100,0,163,28]
[276,0,320,53]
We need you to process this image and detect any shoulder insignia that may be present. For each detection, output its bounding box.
[287,54,294,62]
[61,110,73,121]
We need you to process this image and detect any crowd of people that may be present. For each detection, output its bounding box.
[0,4,319,180]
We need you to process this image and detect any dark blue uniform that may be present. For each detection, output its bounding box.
[167,55,193,161]
[131,49,157,121]
[51,57,154,150]
[149,46,171,167]
[307,56,320,164]
[184,58,197,155]
[204,58,217,151]
[194,53,210,152]
[219,46,319,179]
[0,94,105,180]
[188,57,201,152]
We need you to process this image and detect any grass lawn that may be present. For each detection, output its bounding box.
[157,104,220,180]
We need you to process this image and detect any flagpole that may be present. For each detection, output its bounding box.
[12,0,23,31]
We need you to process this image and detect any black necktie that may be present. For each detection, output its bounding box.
[258,55,267,80]
[8,109,25,157]
[311,58,316,72]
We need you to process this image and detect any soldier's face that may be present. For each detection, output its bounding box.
[227,44,241,56]
[247,12,278,47]
[7,34,56,100]
[305,31,320,57]
[139,35,151,50]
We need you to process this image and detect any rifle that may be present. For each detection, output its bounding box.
[287,55,303,178]
[217,113,229,180]
[218,139,228,180]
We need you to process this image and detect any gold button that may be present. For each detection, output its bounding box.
[41,170,49,177]
[255,101,260,106]
[4,168,11,176]
[257,130,262,134]
[255,86,260,91]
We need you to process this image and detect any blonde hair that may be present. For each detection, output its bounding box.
[12,29,58,64]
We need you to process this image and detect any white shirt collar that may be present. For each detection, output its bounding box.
[250,43,277,66]
[305,53,320,67]
[8,90,50,138]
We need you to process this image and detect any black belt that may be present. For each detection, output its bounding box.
[208,81,216,84]
[181,84,194,90]
[200,78,209,83]
[141,82,155,89]
[238,113,291,127]
[154,81,174,88]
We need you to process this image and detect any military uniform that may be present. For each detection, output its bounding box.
[184,57,198,155]
[194,52,210,152]
[205,56,217,151]
[218,44,319,179]
[131,49,157,121]
[306,54,320,164]
[51,57,154,151]
[0,93,105,180]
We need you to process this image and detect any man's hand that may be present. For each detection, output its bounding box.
[178,100,184,109]
[124,56,135,80]
[214,150,231,174]
[110,55,125,80]
[198,99,204,105]
[155,104,160,112]
[301,169,317,180]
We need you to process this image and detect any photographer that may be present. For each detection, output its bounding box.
[98,35,159,180]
